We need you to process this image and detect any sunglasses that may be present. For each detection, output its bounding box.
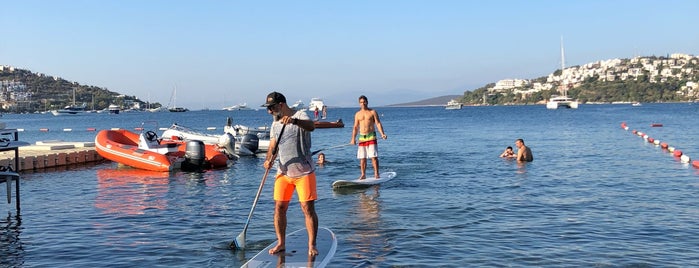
[266,103,278,111]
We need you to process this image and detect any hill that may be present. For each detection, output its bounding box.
[0,66,154,113]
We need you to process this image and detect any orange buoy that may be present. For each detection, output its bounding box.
[40,128,49,132]
[693,160,699,169]
[647,137,654,143]
[673,150,683,157]
[87,128,97,132]
[660,142,668,149]
[651,123,663,127]
[134,127,144,131]
[632,130,637,134]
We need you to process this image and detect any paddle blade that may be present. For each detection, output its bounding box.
[232,232,246,249]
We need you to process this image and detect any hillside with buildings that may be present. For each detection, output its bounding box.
[0,66,151,113]
[459,53,698,105]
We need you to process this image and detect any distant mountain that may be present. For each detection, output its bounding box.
[388,95,462,107]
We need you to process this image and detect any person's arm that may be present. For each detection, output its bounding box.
[350,113,359,144]
[516,148,524,161]
[373,110,387,139]
[286,116,314,131]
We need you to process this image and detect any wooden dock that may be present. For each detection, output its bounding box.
[0,141,105,172]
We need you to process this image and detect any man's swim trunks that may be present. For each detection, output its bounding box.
[357,132,378,159]
[358,132,377,146]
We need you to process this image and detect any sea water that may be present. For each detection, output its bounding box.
[2,103,699,267]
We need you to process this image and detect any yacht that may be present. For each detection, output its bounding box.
[308,98,325,113]
[290,100,305,111]
[51,104,87,116]
[222,103,252,111]
[51,88,87,116]
[445,99,463,110]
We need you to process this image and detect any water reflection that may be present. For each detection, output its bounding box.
[345,186,389,263]
[0,213,24,267]
[95,168,171,215]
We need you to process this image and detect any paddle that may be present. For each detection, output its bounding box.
[311,143,353,156]
[232,124,286,250]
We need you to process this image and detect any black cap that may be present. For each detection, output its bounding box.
[261,91,286,107]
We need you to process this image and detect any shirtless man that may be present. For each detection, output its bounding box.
[350,95,387,180]
[515,139,534,162]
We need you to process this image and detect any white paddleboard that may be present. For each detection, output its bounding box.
[241,227,337,268]
[332,171,397,189]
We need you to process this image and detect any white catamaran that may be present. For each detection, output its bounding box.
[547,37,579,109]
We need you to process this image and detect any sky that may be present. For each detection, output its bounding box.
[1,0,698,108]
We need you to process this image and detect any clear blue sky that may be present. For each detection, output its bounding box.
[2,0,698,108]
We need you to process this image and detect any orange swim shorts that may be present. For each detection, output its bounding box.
[273,172,317,202]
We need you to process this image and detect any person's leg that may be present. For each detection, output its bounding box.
[371,157,380,179]
[269,201,289,254]
[359,158,367,180]
[300,201,318,256]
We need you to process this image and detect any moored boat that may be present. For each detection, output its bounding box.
[95,129,229,172]
[445,99,463,110]
[160,117,270,156]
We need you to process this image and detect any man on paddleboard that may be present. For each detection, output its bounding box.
[350,95,387,180]
[261,91,319,256]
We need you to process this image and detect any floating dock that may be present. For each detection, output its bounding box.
[0,141,104,172]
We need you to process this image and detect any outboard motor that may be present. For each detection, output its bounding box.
[217,133,237,159]
[240,134,259,154]
[182,140,206,171]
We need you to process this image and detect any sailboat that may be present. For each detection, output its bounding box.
[546,37,579,109]
[51,88,87,116]
[168,86,189,112]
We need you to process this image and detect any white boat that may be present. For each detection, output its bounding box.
[108,104,120,114]
[445,99,463,110]
[51,88,87,116]
[308,98,325,113]
[160,117,269,156]
[547,37,579,110]
[51,104,87,116]
[290,100,305,111]
[222,103,253,111]
[147,106,169,112]
[546,95,579,109]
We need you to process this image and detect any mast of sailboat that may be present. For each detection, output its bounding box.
[560,36,567,98]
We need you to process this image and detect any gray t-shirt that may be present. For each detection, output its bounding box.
[271,110,314,178]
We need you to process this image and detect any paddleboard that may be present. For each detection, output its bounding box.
[241,227,337,268]
[331,171,397,189]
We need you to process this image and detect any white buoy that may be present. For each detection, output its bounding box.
[63,128,73,132]
[653,140,660,145]
[207,127,217,130]
[680,154,690,163]
[668,147,675,152]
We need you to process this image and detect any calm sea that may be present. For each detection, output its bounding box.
[2,103,699,267]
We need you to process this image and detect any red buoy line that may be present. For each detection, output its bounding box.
[621,122,698,169]
[16,126,222,132]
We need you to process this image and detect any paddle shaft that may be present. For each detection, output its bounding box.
[311,143,352,155]
[236,124,286,248]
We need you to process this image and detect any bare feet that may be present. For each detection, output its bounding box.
[309,246,319,256]
[268,243,285,254]
[358,175,366,180]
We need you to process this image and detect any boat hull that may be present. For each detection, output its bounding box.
[95,129,228,172]
[314,119,345,128]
